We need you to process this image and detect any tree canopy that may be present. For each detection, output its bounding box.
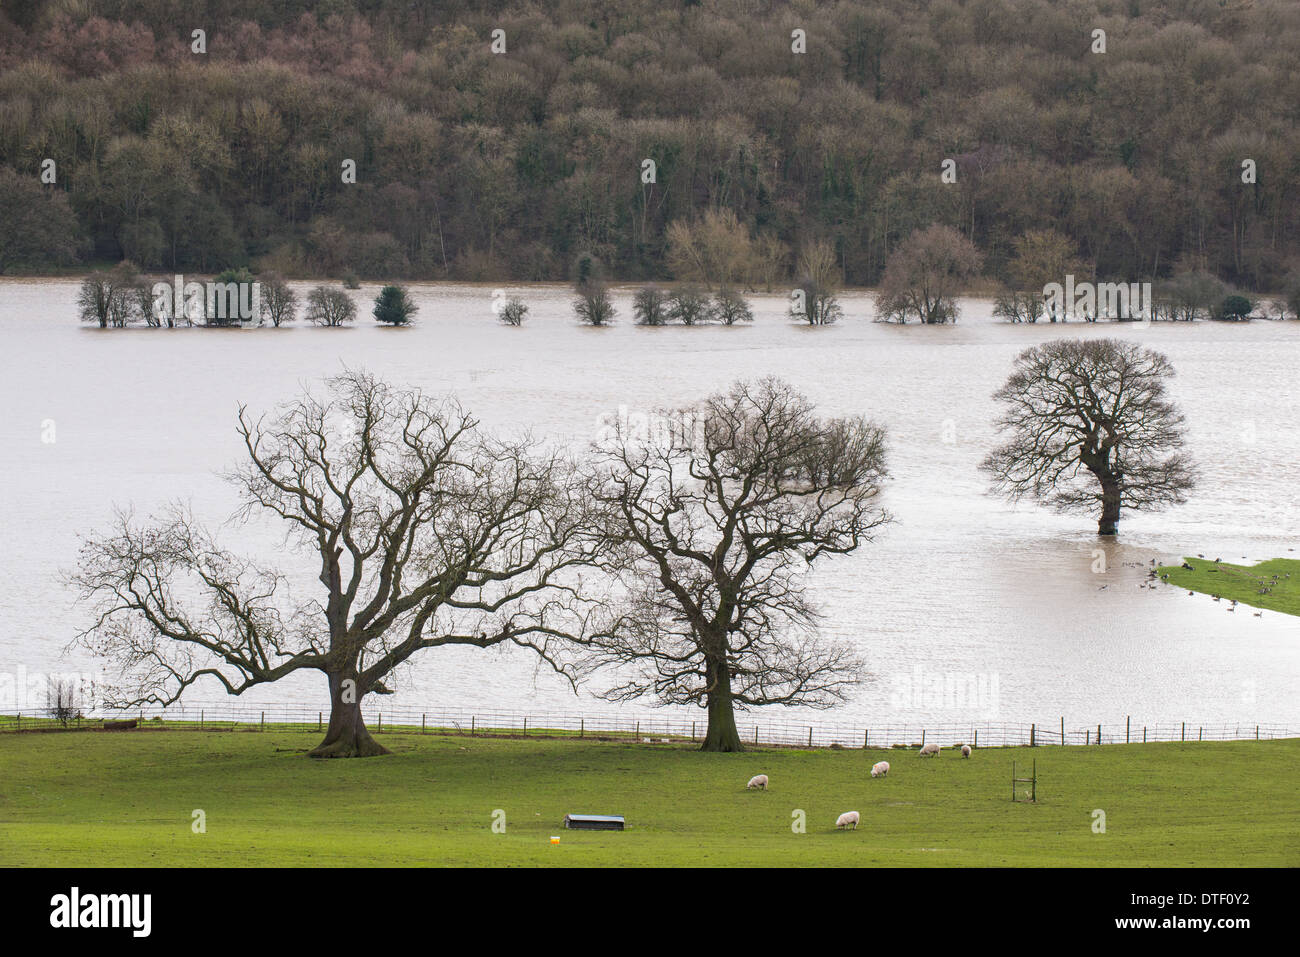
[0,0,1296,291]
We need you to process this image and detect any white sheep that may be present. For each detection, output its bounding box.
[746,774,769,790]
[919,742,941,757]
[836,811,860,830]
[961,744,971,758]
[871,761,890,778]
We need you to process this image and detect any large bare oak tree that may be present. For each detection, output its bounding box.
[981,338,1196,535]
[589,378,890,752]
[72,370,615,757]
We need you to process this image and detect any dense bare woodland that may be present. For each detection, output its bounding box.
[1,0,1298,294]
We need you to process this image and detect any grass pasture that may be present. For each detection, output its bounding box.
[1,731,1295,867]
[1158,557,1300,617]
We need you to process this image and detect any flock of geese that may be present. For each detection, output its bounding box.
[1104,555,1289,619]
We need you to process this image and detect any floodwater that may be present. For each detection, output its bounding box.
[1,279,1297,733]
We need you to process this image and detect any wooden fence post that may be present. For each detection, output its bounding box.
[318,712,322,731]
[422,714,426,733]
[1061,716,1065,744]
[974,729,978,749]
[580,717,584,739]
[808,727,813,747]
[201,710,204,730]
[471,715,476,736]
[1126,715,1130,743]
[1030,724,1036,747]
[1181,721,1185,741]
[260,711,265,731]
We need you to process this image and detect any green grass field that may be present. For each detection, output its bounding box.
[2,731,1296,866]
[1158,557,1300,617]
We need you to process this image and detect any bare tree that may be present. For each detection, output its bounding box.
[790,239,842,325]
[666,285,712,325]
[632,285,668,326]
[588,378,890,752]
[574,280,616,326]
[875,224,981,323]
[981,339,1196,535]
[305,286,356,326]
[711,287,754,325]
[78,263,138,328]
[260,273,298,326]
[72,371,616,757]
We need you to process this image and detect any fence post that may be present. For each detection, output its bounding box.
[472,716,476,736]
[974,729,978,749]
[864,729,868,748]
[260,711,265,731]
[1086,729,1090,745]
[921,729,926,747]
[377,713,382,733]
[1030,724,1036,747]
[1256,725,1259,740]
[754,725,758,745]
[523,716,528,736]
[201,710,204,730]
[580,717,584,739]
[318,712,322,731]
[422,714,426,733]
[1126,715,1130,743]
[1181,721,1185,742]
[691,720,695,741]
[1198,726,1202,741]
[1061,716,1065,744]
[808,727,813,748]
[1097,723,1101,744]
[1142,726,1146,743]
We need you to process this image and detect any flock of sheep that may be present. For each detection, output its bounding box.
[746,743,973,830]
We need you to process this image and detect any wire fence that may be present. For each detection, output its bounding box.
[0,701,1294,749]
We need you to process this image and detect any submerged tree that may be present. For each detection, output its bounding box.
[790,239,843,325]
[306,285,357,326]
[588,378,890,752]
[574,280,616,326]
[981,339,1196,535]
[373,284,418,325]
[72,371,616,757]
[875,224,981,323]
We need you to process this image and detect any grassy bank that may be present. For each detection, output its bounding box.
[1,731,1294,867]
[1158,558,1300,617]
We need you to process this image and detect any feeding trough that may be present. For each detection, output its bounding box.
[563,814,625,830]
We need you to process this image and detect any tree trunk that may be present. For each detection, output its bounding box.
[309,673,390,758]
[701,658,744,752]
[1098,476,1122,536]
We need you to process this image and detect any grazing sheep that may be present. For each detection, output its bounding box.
[919,742,941,757]
[836,811,860,830]
[871,761,890,778]
[961,745,971,758]
[746,774,769,790]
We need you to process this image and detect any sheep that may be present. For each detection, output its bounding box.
[746,774,769,790]
[961,745,971,758]
[919,742,941,757]
[835,811,860,830]
[870,761,890,778]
